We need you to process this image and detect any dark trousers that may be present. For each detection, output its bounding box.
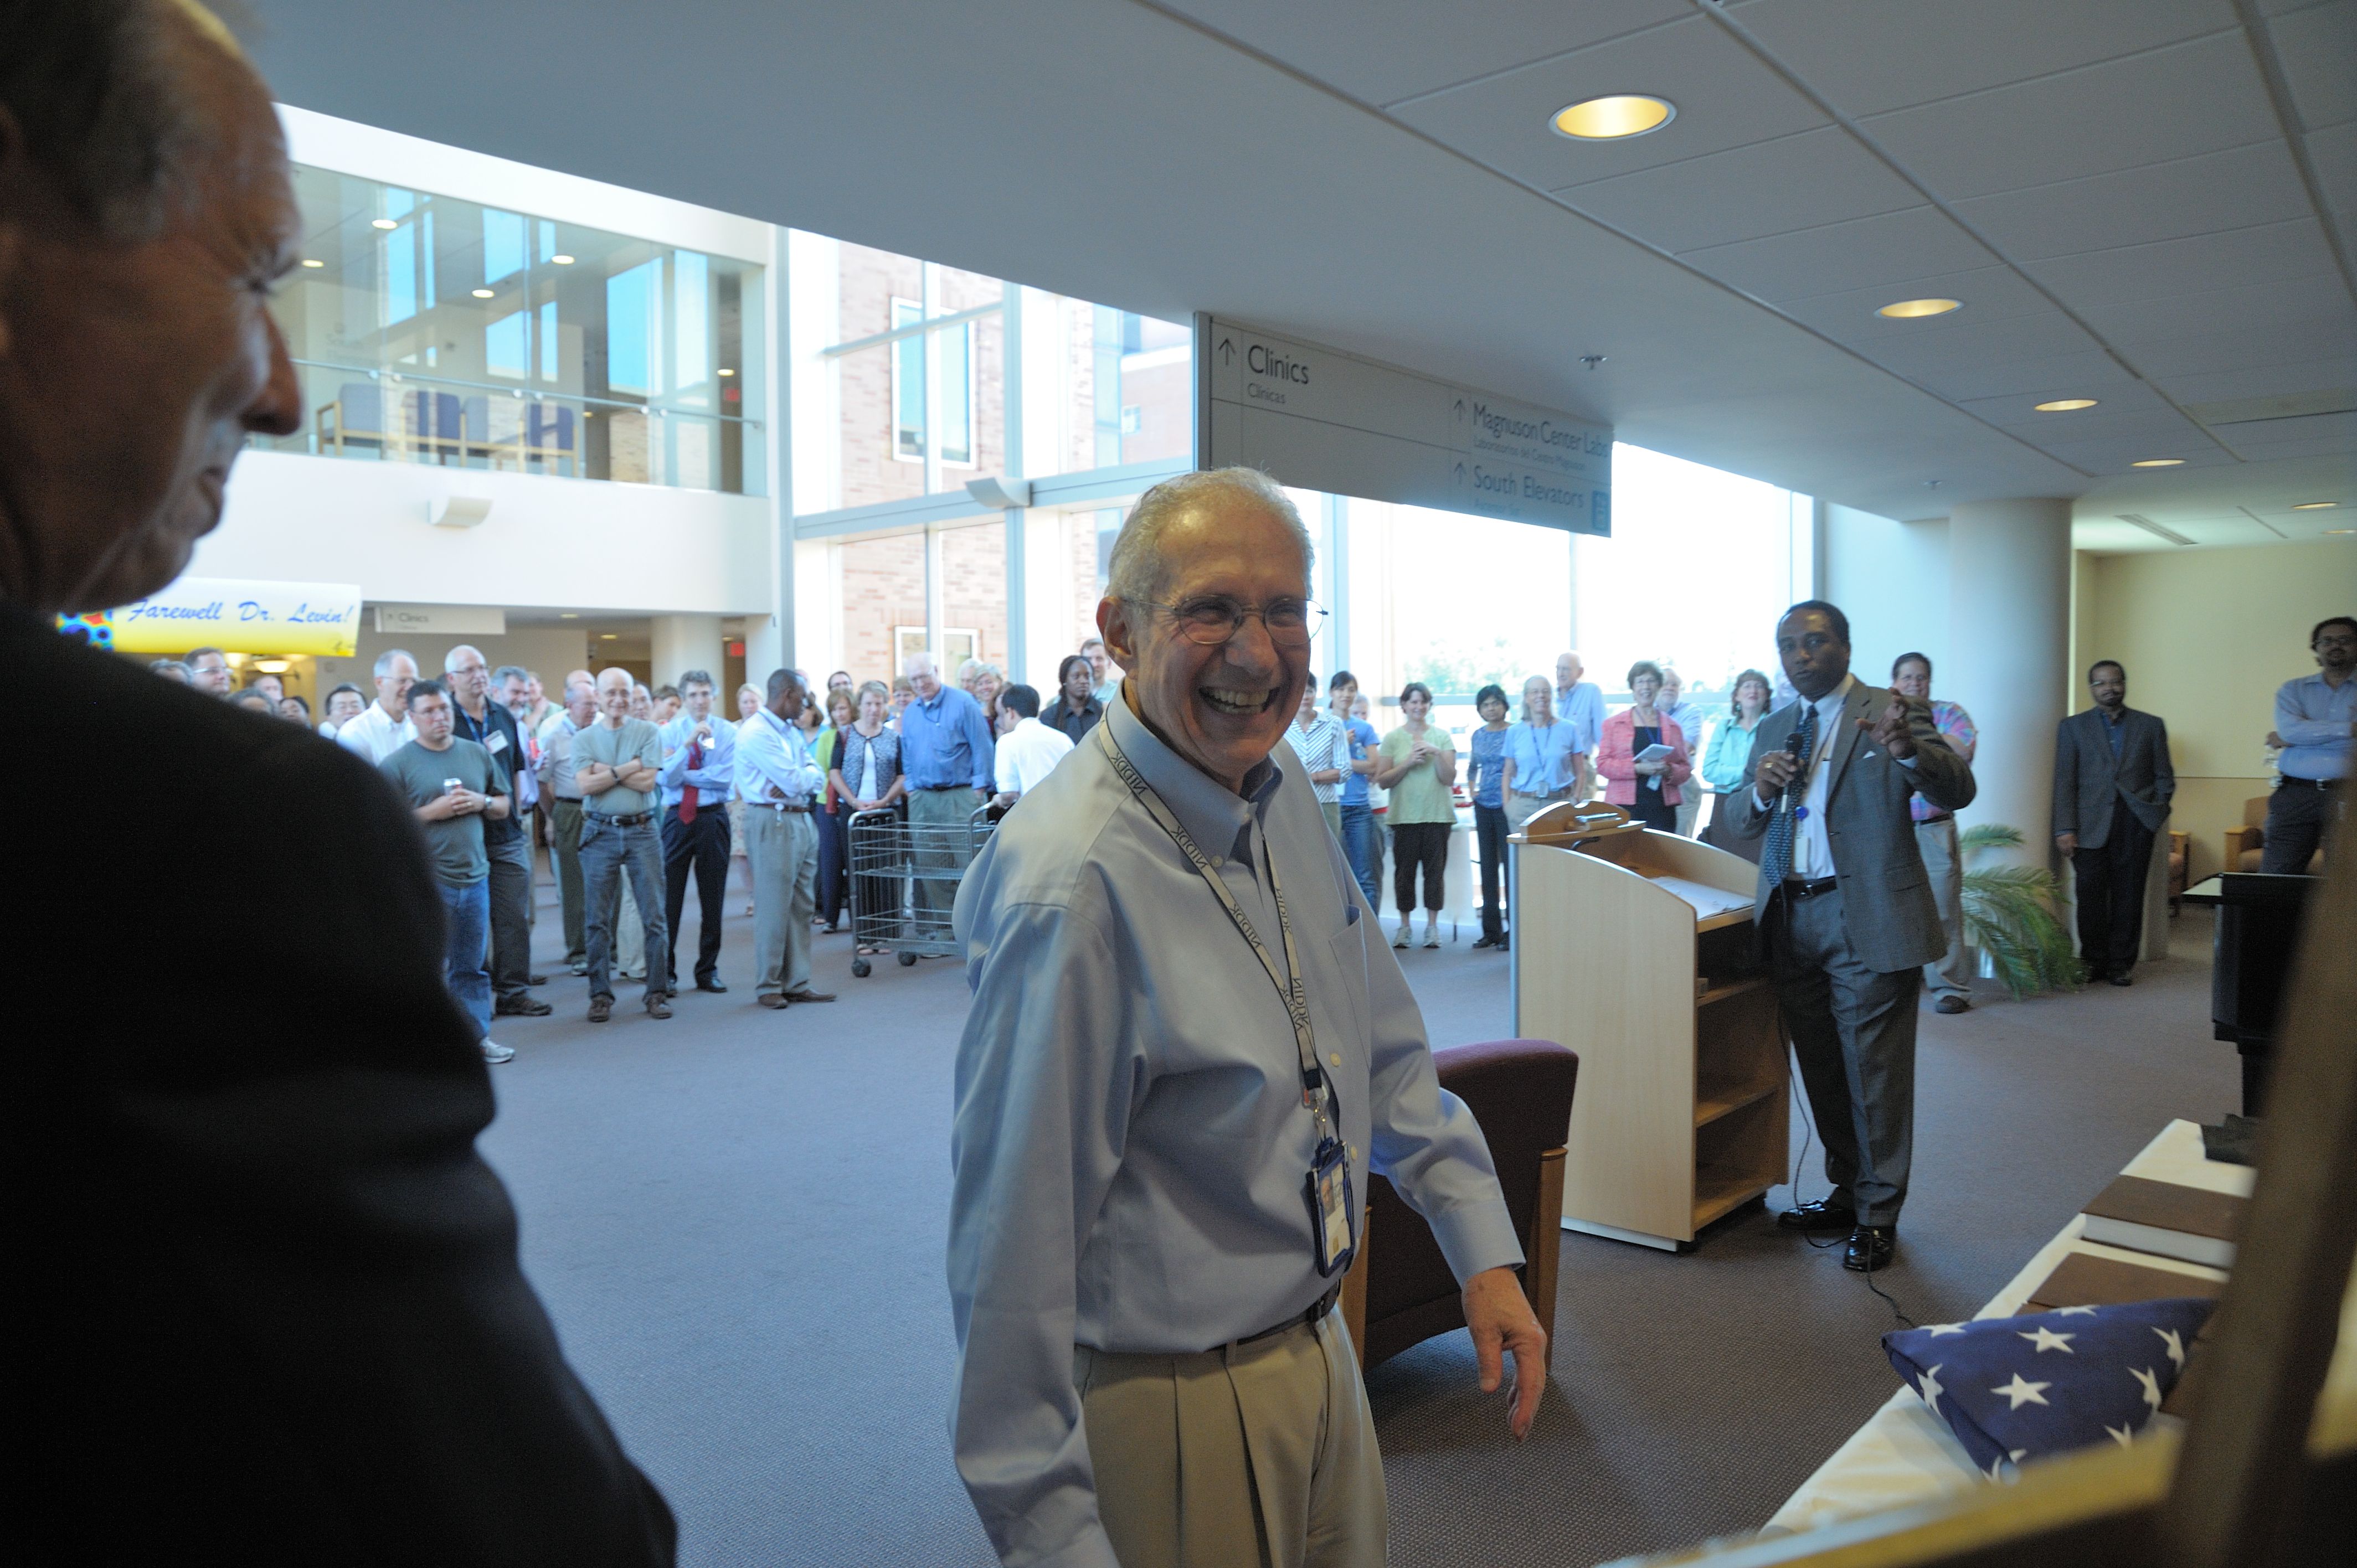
[1769,884,1920,1227]
[816,806,849,927]
[2072,797,2157,979]
[1473,802,1508,942]
[1392,822,1448,915]
[661,803,732,984]
[485,833,534,1000]
[2261,780,2338,874]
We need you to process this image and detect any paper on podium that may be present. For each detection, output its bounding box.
[1644,874,1754,922]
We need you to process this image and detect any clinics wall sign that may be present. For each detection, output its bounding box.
[1193,314,1612,535]
[68,577,364,657]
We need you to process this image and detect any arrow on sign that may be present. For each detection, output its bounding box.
[1218,338,1235,366]
[1453,398,1465,421]
[1453,462,1466,483]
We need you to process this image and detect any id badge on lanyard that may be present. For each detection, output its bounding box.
[1096,724,1356,1277]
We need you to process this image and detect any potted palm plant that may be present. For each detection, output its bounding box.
[1959,824,2083,999]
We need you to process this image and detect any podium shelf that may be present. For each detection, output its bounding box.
[1693,1165,1771,1230]
[1695,1075,1782,1128]
[1697,976,1772,1008]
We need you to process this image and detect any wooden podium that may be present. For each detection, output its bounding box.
[1510,802,1787,1251]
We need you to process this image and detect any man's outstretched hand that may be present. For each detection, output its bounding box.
[1463,1266,1547,1440]
[1860,686,1918,760]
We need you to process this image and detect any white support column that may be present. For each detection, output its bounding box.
[1003,507,1028,685]
[747,222,794,680]
[1946,498,2072,868]
[649,614,725,689]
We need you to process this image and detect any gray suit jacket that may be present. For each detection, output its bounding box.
[1721,683,1976,974]
[2052,706,2174,847]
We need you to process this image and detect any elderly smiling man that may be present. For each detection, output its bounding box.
[949,468,1544,1568]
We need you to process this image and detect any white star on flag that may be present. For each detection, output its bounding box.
[1992,1373,2052,1410]
[2053,1304,2098,1317]
[1916,1364,1944,1415]
[2153,1326,2186,1370]
[1923,1322,1968,1337]
[2018,1326,2077,1354]
[2131,1365,2164,1411]
[2106,1423,2136,1447]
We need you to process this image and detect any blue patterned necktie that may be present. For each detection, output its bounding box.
[1760,700,1820,887]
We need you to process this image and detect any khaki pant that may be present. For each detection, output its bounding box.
[1075,1310,1385,1568]
[1914,815,1970,1001]
[1504,788,1573,835]
[747,805,819,996]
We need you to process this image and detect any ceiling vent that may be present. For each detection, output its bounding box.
[2116,513,2194,546]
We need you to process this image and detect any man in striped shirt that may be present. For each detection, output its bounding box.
[1893,653,1979,1014]
[1287,675,1351,843]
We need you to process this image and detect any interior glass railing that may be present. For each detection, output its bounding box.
[255,359,765,496]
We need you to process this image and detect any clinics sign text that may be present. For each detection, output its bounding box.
[1196,314,1610,534]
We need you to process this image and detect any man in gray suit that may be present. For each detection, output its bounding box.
[2053,661,2175,987]
[1723,602,1974,1272]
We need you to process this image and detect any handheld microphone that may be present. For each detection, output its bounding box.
[1780,729,1807,809]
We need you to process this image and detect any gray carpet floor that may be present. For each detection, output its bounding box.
[481,881,2238,1567]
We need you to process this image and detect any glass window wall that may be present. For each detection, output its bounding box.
[261,166,766,494]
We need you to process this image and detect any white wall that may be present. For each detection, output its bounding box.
[201,452,776,617]
[1821,503,1951,684]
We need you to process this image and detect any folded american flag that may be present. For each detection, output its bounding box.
[1883,1297,2217,1478]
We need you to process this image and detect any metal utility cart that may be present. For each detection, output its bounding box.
[845,805,995,977]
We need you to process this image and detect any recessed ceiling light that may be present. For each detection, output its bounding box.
[370,218,399,230]
[551,254,575,265]
[718,368,735,376]
[472,287,496,298]
[600,632,619,640]
[1551,95,1675,141]
[300,258,325,268]
[2291,501,2339,510]
[559,612,578,619]
[2131,458,2184,468]
[2034,398,2099,412]
[2325,528,2353,535]
[1876,297,1961,319]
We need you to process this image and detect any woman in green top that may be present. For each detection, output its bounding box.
[1374,680,1458,950]
[1699,668,1772,863]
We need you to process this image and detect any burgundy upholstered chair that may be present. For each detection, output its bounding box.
[1340,1038,1578,1371]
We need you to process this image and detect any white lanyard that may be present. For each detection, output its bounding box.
[1095,723,1334,1132]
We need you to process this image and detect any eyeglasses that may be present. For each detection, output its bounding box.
[1129,596,1327,648]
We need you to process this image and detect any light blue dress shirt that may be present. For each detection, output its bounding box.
[947,695,1522,1568]
[2274,672,2354,781]
[1503,718,1581,795]
[900,685,996,791]
[1557,680,1604,759]
[733,709,823,804]
[656,709,738,812]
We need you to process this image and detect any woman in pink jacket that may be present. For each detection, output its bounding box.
[1597,659,1692,833]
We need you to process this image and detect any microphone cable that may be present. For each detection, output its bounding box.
[1784,1072,1915,1330]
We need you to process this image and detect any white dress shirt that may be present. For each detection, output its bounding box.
[735,709,825,803]
[334,700,414,767]
[993,716,1075,797]
[1772,674,1917,880]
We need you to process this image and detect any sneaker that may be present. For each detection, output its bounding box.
[1391,925,1411,950]
[481,1039,515,1064]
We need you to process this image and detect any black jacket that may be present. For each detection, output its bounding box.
[10,604,673,1566]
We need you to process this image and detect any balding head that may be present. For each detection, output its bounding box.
[0,1,301,616]
[594,665,634,723]
[903,650,940,700]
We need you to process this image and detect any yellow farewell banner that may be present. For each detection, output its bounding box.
[102,577,364,657]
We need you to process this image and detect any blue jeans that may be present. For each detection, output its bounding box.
[1339,803,1378,910]
[437,879,492,1041]
[581,814,671,1000]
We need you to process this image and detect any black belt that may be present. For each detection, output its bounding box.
[2281,776,2342,791]
[1782,875,1839,900]
[591,811,653,828]
[1234,1284,1342,1348]
[752,800,813,813]
[914,783,976,792]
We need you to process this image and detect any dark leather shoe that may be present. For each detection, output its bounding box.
[1844,1226,1896,1272]
[1935,994,1970,1014]
[527,973,548,986]
[496,994,552,1017]
[586,996,612,1023]
[696,976,729,993]
[781,987,837,1004]
[1778,1199,1857,1233]
[756,992,792,1010]
[2109,971,2134,987]
[645,993,672,1019]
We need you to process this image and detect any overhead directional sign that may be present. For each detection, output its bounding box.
[1195,314,1611,534]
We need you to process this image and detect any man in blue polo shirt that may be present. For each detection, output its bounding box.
[2264,615,2354,873]
[899,651,995,935]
